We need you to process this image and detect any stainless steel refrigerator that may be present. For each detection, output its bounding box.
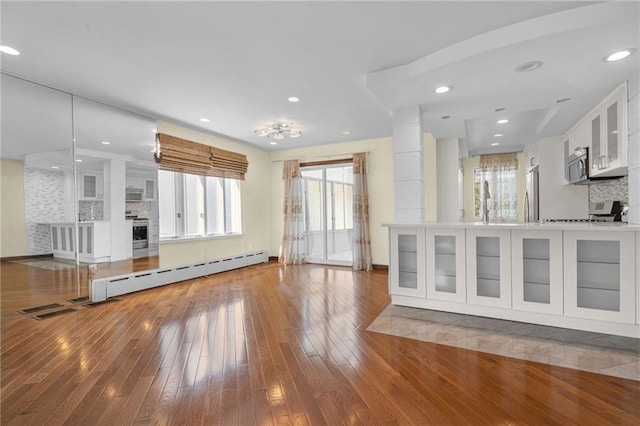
[524,166,539,222]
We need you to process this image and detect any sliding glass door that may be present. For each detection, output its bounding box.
[301,164,353,265]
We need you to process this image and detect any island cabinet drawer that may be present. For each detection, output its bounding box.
[511,230,564,315]
[563,231,636,324]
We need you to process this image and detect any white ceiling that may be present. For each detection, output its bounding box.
[1,1,638,156]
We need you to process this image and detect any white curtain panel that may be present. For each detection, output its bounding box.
[478,153,518,220]
[352,153,373,271]
[279,160,306,264]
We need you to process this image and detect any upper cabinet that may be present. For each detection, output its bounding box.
[79,172,103,200]
[562,82,628,182]
[588,82,628,178]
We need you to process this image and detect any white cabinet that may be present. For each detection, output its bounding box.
[51,221,111,263]
[589,82,628,178]
[466,228,511,308]
[511,230,563,314]
[144,178,157,201]
[389,227,426,298]
[79,172,103,200]
[426,228,466,303]
[126,174,157,201]
[563,230,636,324]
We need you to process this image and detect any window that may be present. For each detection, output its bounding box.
[159,170,242,239]
[474,168,518,220]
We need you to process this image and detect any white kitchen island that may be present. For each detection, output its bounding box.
[385,222,640,338]
[47,221,112,263]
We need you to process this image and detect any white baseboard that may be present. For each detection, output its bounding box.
[90,249,268,302]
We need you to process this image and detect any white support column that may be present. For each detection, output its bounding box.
[392,106,424,223]
[628,75,640,224]
[104,159,132,261]
[436,138,460,222]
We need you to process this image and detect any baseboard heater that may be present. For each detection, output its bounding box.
[90,250,268,302]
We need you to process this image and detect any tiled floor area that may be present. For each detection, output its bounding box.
[368,305,640,381]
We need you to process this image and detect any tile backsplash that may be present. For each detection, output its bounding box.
[126,201,152,219]
[588,176,628,205]
[24,167,67,254]
[78,200,104,221]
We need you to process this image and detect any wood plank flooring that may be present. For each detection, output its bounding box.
[2,262,640,425]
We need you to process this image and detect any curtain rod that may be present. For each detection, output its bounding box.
[271,151,368,163]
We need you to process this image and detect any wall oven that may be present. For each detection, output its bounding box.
[132,219,149,249]
[566,147,588,184]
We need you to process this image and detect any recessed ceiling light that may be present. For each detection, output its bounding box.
[515,60,543,73]
[0,45,20,55]
[199,118,210,123]
[497,119,509,124]
[341,130,351,135]
[494,107,506,112]
[435,85,453,94]
[493,134,503,137]
[288,96,300,103]
[441,115,451,120]
[101,141,110,145]
[603,49,636,62]
[556,97,571,103]
[51,166,60,169]
[75,159,83,162]
[491,142,500,146]
[270,141,278,145]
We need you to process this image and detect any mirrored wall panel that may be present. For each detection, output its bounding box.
[72,96,159,265]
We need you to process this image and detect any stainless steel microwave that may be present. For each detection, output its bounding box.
[566,147,588,184]
[125,187,144,202]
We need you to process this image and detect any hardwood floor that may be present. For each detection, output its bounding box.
[0,256,158,322]
[1,262,639,425]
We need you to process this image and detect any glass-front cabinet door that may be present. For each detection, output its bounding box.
[511,230,563,314]
[563,230,636,324]
[389,227,425,298]
[425,228,466,303]
[466,228,511,308]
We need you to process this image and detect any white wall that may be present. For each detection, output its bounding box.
[627,73,640,224]
[156,121,272,268]
[269,137,394,266]
[0,159,28,257]
[529,137,588,219]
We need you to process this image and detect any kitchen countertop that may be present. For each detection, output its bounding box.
[38,220,109,225]
[383,221,640,231]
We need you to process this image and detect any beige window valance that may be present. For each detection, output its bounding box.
[479,152,518,172]
[154,133,248,180]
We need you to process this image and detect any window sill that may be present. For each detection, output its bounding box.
[160,233,244,244]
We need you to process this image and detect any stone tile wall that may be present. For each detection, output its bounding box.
[24,167,66,254]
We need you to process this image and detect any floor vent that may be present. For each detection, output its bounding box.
[18,303,64,314]
[33,308,77,320]
[68,296,91,304]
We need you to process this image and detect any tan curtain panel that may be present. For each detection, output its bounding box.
[479,152,518,172]
[154,133,249,180]
[352,152,372,271]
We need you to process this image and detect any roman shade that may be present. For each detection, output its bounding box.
[154,133,248,180]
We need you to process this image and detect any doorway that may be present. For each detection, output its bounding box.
[301,164,353,265]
